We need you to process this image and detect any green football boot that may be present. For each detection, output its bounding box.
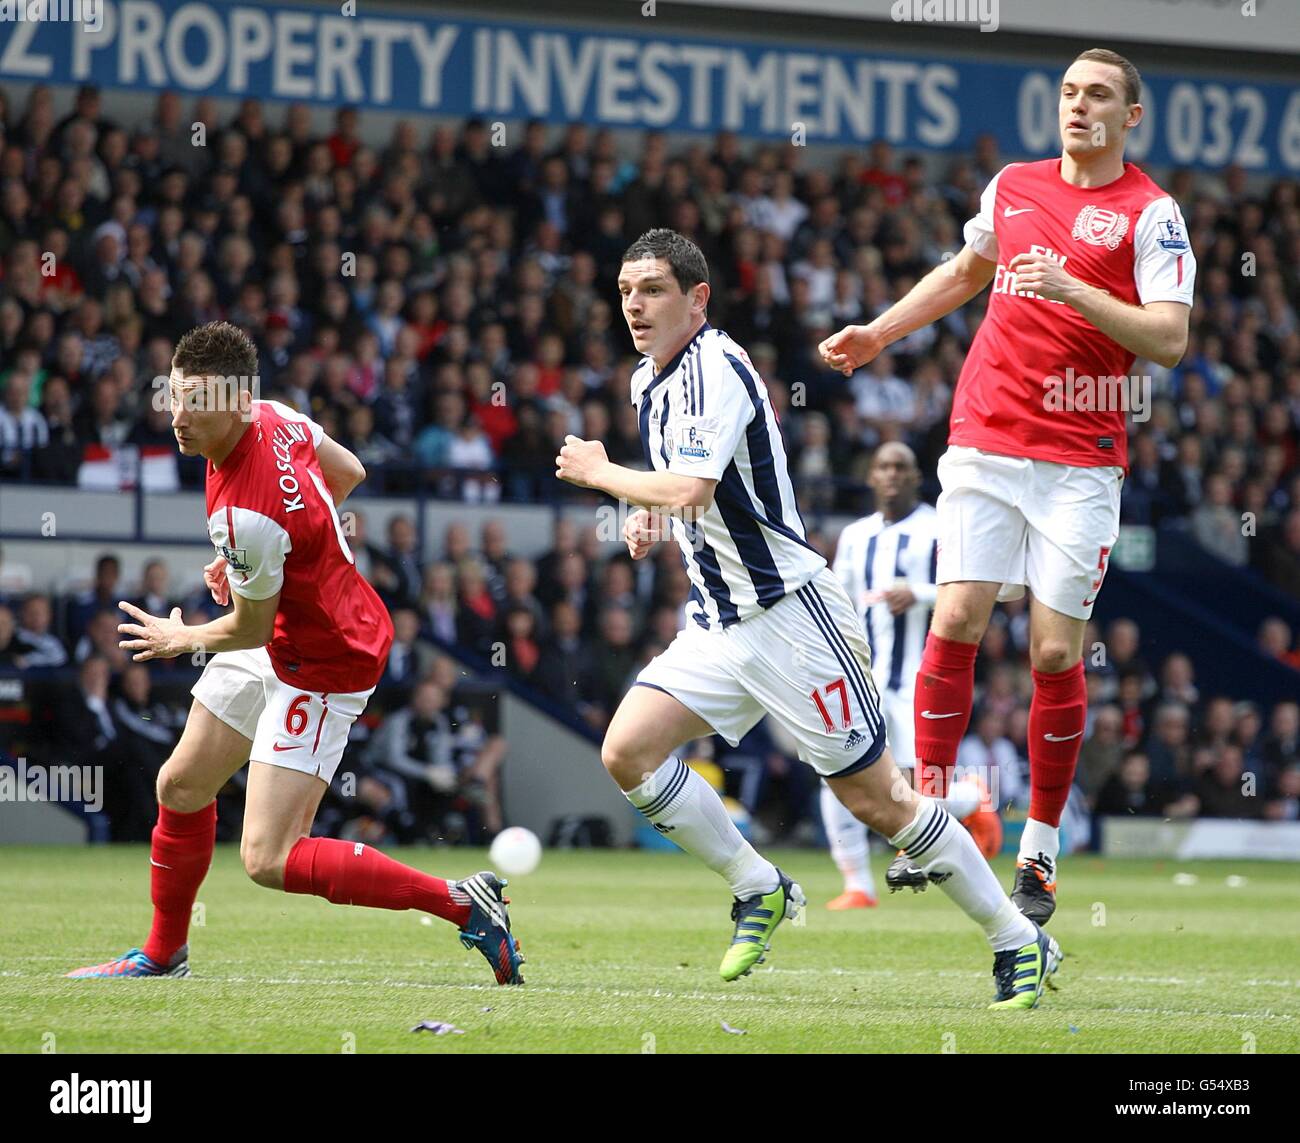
[989,923,1063,1010]
[719,868,805,982]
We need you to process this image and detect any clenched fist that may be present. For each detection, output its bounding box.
[818,324,887,376]
[556,435,609,488]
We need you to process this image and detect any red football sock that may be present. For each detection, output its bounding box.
[142,802,217,965]
[914,632,979,798]
[283,837,471,927]
[1027,661,1087,827]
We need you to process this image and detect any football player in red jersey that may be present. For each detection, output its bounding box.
[821,49,1196,923]
[68,322,523,985]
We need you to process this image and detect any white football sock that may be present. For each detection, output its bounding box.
[628,757,778,900]
[890,798,1035,952]
[819,781,875,896]
[1018,817,1060,869]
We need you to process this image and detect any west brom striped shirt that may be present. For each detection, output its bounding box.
[632,323,825,629]
[832,503,938,695]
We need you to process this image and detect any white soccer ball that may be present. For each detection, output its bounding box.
[489,827,542,877]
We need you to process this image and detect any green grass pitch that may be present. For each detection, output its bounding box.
[2,846,1296,1053]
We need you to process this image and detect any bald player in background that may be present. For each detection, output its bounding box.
[823,443,1001,908]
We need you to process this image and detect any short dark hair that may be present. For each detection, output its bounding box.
[1072,48,1141,106]
[172,321,258,382]
[621,228,709,291]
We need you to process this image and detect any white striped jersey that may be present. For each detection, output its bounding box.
[832,503,938,695]
[632,323,825,629]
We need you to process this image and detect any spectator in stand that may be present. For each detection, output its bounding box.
[1261,701,1300,793]
[1191,473,1249,566]
[501,606,541,684]
[0,605,36,667]
[370,514,423,609]
[1195,745,1260,818]
[1257,616,1300,671]
[9,593,67,668]
[588,605,639,720]
[109,662,179,841]
[1115,668,1150,747]
[0,369,49,475]
[418,561,460,645]
[53,655,125,827]
[1157,652,1201,709]
[497,557,545,636]
[1094,751,1165,817]
[479,519,511,599]
[1264,765,1300,821]
[1259,510,1300,601]
[64,554,121,647]
[533,599,596,714]
[381,607,438,690]
[127,558,177,622]
[455,558,497,656]
[74,608,130,673]
[1077,704,1125,805]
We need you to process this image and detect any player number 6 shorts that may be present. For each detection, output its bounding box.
[191,647,374,785]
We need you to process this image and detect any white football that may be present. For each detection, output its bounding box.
[489,826,543,877]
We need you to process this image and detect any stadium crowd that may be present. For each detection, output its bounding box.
[3,516,1299,842]
[2,87,1299,841]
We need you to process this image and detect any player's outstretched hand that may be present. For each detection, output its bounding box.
[204,555,230,606]
[818,324,886,376]
[556,434,609,488]
[117,602,187,662]
[624,508,664,560]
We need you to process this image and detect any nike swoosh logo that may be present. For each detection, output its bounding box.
[1082,597,1097,607]
[149,859,173,869]
[921,710,962,719]
[1044,732,1083,742]
[1004,207,1034,216]
[272,742,301,752]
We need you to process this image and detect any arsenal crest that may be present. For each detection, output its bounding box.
[1071,205,1130,250]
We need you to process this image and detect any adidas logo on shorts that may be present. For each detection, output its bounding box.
[843,728,866,751]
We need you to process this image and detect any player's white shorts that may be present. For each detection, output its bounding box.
[936,445,1122,621]
[877,685,915,769]
[191,647,374,786]
[636,568,887,778]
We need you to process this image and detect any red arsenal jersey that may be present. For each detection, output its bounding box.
[204,400,393,693]
[952,159,1196,470]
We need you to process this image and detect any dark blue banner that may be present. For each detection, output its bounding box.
[3,0,1299,172]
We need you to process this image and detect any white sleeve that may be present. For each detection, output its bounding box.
[264,400,325,448]
[961,165,1011,261]
[1133,197,1196,306]
[209,507,292,601]
[665,344,753,483]
[831,523,860,597]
